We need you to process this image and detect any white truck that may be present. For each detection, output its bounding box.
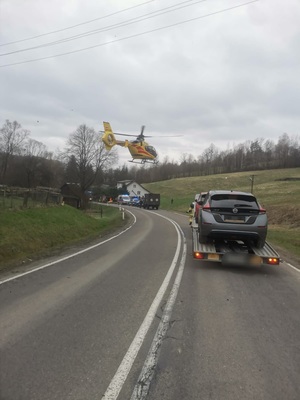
[191,219,280,266]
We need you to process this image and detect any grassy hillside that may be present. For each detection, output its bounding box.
[143,168,300,263]
[0,205,127,270]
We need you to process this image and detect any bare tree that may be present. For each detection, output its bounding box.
[202,144,218,175]
[289,135,300,167]
[65,155,79,183]
[0,120,29,183]
[263,139,275,168]
[23,138,48,158]
[63,124,118,204]
[22,138,49,187]
[275,133,291,168]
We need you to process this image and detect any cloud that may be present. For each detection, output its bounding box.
[1,0,299,166]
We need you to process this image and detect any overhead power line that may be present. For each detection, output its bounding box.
[0,0,207,57]
[0,0,156,47]
[0,1,259,68]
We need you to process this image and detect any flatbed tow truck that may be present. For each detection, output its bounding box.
[191,220,280,266]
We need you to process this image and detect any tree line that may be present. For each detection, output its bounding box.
[107,132,300,184]
[1,120,299,196]
[0,120,117,199]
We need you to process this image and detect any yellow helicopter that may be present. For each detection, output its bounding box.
[102,121,159,164]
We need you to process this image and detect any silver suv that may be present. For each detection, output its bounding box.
[198,190,268,248]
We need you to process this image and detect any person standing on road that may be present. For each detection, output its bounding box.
[187,202,194,225]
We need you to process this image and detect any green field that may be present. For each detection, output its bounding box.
[0,168,299,270]
[143,168,300,263]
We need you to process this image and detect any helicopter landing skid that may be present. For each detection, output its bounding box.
[128,159,158,165]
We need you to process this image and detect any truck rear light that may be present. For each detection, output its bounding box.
[267,257,280,265]
[194,252,205,259]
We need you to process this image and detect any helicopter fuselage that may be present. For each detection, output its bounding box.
[127,141,157,160]
[102,122,158,163]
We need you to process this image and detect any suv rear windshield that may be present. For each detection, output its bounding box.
[210,194,259,209]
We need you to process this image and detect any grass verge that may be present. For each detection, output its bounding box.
[0,205,128,271]
[267,225,300,263]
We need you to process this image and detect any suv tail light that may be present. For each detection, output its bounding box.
[202,205,211,212]
[259,206,266,214]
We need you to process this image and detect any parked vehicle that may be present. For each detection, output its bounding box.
[194,191,208,223]
[143,193,160,210]
[129,196,140,206]
[117,194,130,205]
[198,190,268,248]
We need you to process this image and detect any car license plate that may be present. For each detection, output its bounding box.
[249,255,263,265]
[223,217,245,223]
[222,253,248,266]
[208,253,220,261]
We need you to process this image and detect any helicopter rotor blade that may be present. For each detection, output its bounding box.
[155,135,183,138]
[100,128,182,139]
[113,132,137,137]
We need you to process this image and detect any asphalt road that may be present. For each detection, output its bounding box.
[0,208,299,400]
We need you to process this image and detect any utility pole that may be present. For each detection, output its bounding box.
[249,175,256,193]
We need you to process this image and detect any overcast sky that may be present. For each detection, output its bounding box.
[1,0,299,166]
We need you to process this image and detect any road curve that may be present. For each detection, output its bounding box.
[0,208,185,400]
[0,207,299,400]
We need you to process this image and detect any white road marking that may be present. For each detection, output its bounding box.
[0,211,136,285]
[101,216,184,400]
[286,262,300,272]
[131,220,186,399]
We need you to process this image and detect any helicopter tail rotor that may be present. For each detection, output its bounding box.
[102,122,117,150]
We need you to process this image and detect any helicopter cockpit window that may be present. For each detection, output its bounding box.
[145,146,157,157]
